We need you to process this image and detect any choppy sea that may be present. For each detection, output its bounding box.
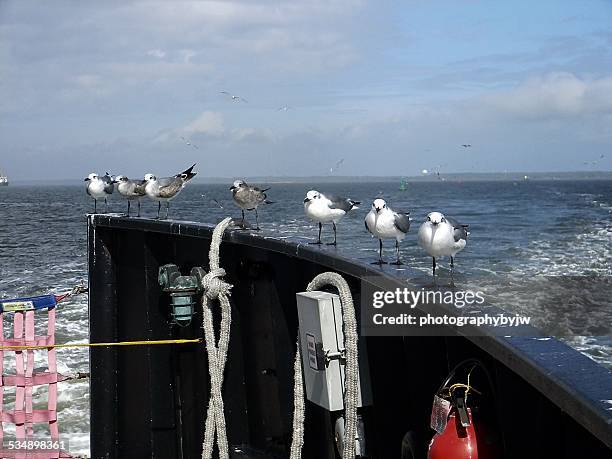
[1,178,611,456]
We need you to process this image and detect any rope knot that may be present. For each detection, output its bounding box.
[202,268,232,299]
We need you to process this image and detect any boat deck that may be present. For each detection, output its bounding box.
[87,214,612,458]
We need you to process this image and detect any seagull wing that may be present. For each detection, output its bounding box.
[393,211,411,234]
[446,216,469,241]
[133,179,147,195]
[174,164,197,181]
[157,177,184,198]
[327,195,359,212]
[101,175,115,194]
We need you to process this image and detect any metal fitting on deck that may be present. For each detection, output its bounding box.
[159,264,205,327]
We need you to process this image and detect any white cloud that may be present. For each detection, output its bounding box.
[483,72,612,119]
[182,111,225,136]
[146,48,166,59]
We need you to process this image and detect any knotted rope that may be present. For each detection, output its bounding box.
[290,272,359,459]
[201,217,234,459]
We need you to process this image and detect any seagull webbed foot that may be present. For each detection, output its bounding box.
[371,260,388,265]
[325,242,337,246]
[308,241,322,245]
[390,260,404,266]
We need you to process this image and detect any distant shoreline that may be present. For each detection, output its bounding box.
[5,171,612,186]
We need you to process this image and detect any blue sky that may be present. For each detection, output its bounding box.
[1,0,611,180]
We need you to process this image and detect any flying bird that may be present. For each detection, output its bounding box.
[220,91,248,103]
[84,172,114,213]
[144,164,197,219]
[364,199,411,265]
[201,193,224,209]
[582,154,606,167]
[303,190,360,245]
[461,144,472,148]
[180,136,199,149]
[418,211,469,284]
[277,105,291,111]
[114,175,146,217]
[230,180,272,230]
[329,158,345,174]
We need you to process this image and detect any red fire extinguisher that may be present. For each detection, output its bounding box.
[428,359,500,459]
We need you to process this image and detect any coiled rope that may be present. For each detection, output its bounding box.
[200,217,234,459]
[290,272,359,459]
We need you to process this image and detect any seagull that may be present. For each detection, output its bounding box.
[417,211,469,283]
[303,190,360,245]
[180,136,199,149]
[144,164,197,219]
[114,175,146,217]
[329,158,345,174]
[84,172,114,213]
[201,193,224,209]
[461,144,472,148]
[364,199,410,265]
[220,91,248,103]
[277,105,291,111]
[230,180,272,230]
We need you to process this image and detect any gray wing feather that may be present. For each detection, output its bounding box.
[158,177,183,198]
[133,179,147,195]
[101,176,114,194]
[327,195,358,212]
[393,212,411,233]
[237,186,267,209]
[446,216,469,242]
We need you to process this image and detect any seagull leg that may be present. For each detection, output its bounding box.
[137,200,141,217]
[450,256,456,288]
[157,201,161,219]
[309,222,323,244]
[165,201,170,220]
[390,240,403,265]
[371,239,387,265]
[241,209,246,229]
[326,222,337,245]
[255,208,260,230]
[127,200,131,217]
[94,200,97,214]
[104,198,108,213]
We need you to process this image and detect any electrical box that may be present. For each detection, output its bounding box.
[296,291,372,412]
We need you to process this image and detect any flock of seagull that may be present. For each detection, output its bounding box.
[304,191,469,277]
[85,164,469,278]
[84,164,197,219]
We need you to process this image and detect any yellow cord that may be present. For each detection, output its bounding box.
[442,383,481,399]
[465,365,475,404]
[0,338,202,351]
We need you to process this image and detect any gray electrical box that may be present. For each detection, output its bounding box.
[296,291,372,412]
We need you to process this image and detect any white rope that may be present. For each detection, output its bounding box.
[290,272,359,459]
[201,217,234,459]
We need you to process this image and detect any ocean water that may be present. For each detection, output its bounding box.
[1,179,611,455]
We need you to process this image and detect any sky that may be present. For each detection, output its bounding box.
[1,0,612,180]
